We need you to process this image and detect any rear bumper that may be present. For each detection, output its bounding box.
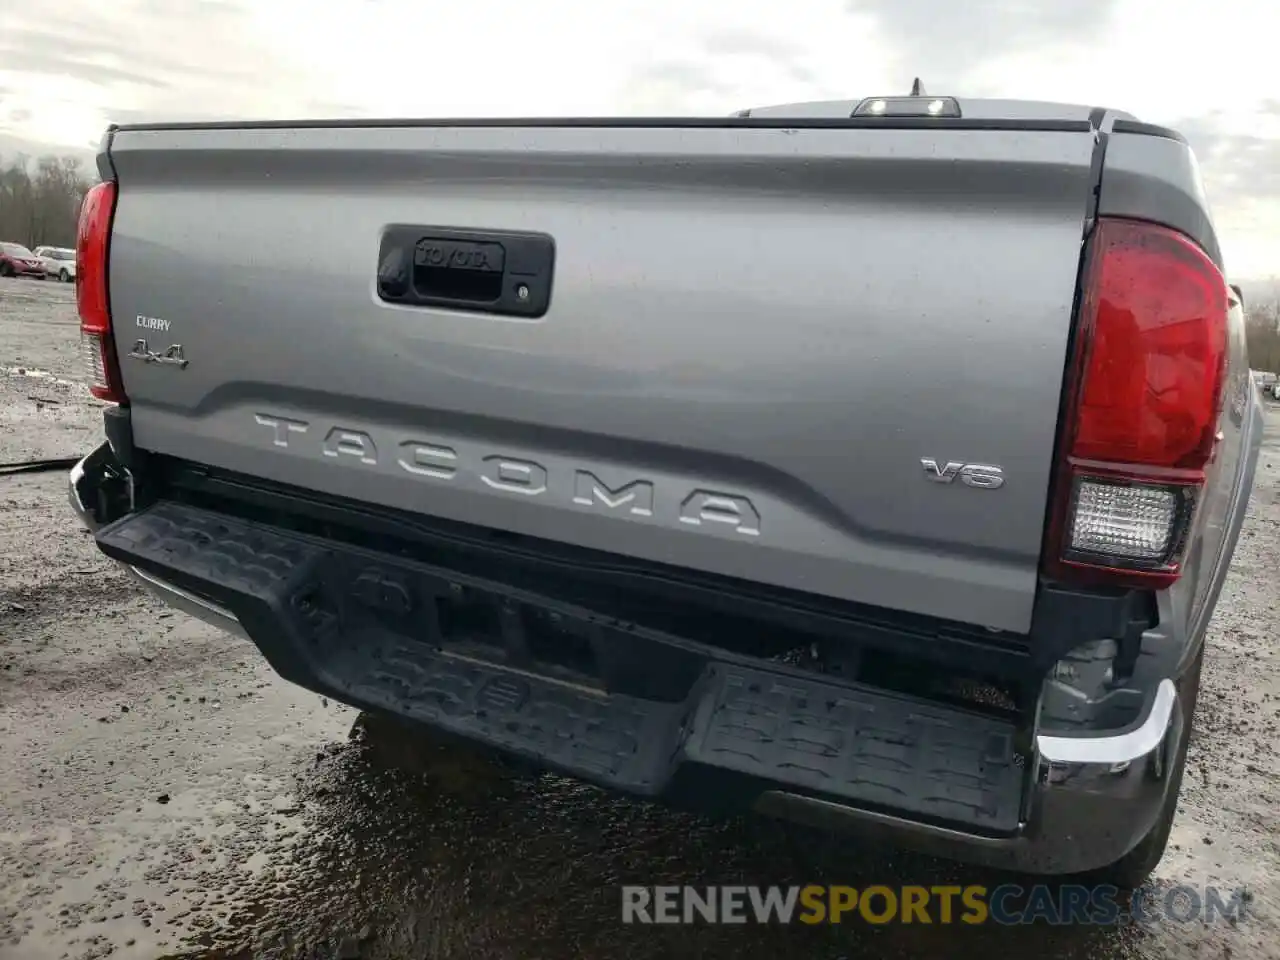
[69,446,1188,875]
[69,450,246,638]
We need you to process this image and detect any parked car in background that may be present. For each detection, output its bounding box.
[34,245,77,283]
[1252,371,1278,403]
[0,241,45,279]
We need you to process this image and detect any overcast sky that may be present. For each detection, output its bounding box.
[1,0,1278,281]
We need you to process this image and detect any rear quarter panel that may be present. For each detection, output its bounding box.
[1097,126,1265,646]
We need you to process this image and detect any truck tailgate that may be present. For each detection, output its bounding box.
[104,120,1097,634]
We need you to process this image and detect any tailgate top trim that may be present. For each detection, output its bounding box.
[111,116,1095,134]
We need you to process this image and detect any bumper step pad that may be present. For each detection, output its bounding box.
[97,501,1025,832]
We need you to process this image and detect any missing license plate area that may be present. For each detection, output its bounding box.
[434,585,600,683]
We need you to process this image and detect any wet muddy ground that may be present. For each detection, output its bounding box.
[1,276,1279,959]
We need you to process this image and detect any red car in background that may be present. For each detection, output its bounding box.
[0,241,46,278]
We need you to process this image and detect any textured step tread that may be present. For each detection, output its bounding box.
[98,501,1025,830]
[99,500,321,597]
[687,665,1022,830]
[341,633,680,791]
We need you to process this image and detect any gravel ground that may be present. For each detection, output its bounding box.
[1,276,1278,960]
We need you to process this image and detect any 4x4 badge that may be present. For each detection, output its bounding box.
[128,338,189,369]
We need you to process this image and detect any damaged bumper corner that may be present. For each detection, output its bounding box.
[69,445,246,639]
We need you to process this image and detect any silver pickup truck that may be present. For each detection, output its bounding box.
[69,94,1264,888]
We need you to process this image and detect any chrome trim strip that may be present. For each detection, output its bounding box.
[1036,678,1178,765]
[754,790,1020,848]
[67,455,91,524]
[125,565,246,638]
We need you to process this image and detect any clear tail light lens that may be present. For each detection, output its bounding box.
[1066,478,1192,562]
[80,331,112,395]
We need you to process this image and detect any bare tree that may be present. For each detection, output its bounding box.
[0,153,93,249]
[1246,299,1280,374]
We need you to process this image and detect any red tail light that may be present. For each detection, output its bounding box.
[76,180,125,403]
[1043,217,1229,589]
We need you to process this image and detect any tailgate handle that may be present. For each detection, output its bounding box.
[377,226,555,319]
[416,239,504,303]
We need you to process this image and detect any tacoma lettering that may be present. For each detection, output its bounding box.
[573,471,654,517]
[251,414,760,536]
[481,456,547,496]
[679,491,761,537]
[397,440,457,479]
[323,428,378,465]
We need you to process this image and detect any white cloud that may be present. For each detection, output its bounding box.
[0,0,1277,277]
[962,0,1279,120]
[1218,198,1280,280]
[241,0,896,117]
